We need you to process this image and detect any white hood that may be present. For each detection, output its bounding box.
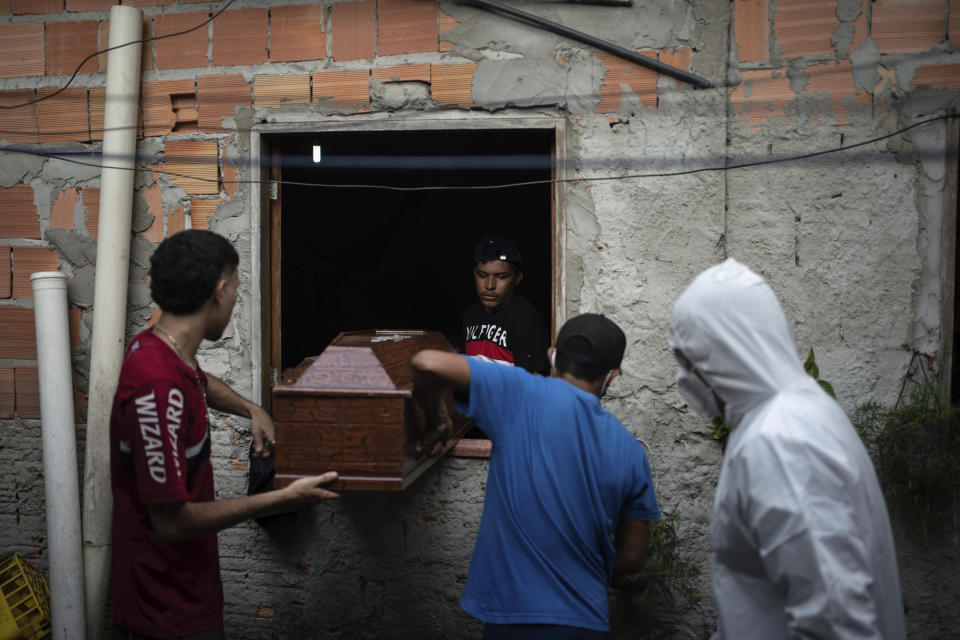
[669,258,812,427]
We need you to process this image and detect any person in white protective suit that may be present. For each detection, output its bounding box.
[669,258,906,640]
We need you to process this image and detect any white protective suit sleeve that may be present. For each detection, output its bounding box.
[730,413,881,639]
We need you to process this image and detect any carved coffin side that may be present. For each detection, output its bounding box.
[273,330,471,491]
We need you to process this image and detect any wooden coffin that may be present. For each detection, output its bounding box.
[272,330,471,491]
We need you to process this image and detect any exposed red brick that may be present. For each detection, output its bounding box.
[0,90,38,145]
[171,94,198,132]
[270,4,326,63]
[88,86,105,141]
[438,9,458,52]
[13,0,61,14]
[155,11,209,70]
[66,0,114,10]
[12,246,61,300]
[38,87,90,143]
[0,306,37,359]
[806,60,871,124]
[139,184,162,242]
[0,185,40,240]
[144,213,162,242]
[141,78,195,138]
[731,68,794,124]
[46,20,99,76]
[331,0,376,61]
[735,0,769,62]
[0,367,13,419]
[0,247,10,299]
[872,0,945,54]
[140,14,153,70]
[68,307,83,349]
[165,140,219,196]
[774,0,838,58]
[431,63,477,108]
[312,70,370,108]
[168,206,185,237]
[594,52,657,112]
[221,141,237,197]
[0,24,44,78]
[379,0,438,56]
[372,64,431,83]
[15,366,40,419]
[198,74,250,133]
[0,0,9,14]
[951,0,960,45]
[50,189,79,232]
[849,2,868,54]
[912,63,960,90]
[82,188,100,238]
[190,199,220,230]
[254,75,311,108]
[660,48,692,87]
[213,8,268,66]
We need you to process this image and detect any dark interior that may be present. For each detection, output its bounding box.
[274,128,555,370]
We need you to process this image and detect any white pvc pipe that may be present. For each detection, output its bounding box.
[32,272,85,640]
[83,6,142,640]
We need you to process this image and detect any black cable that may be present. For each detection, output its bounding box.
[0,114,954,191]
[0,0,236,110]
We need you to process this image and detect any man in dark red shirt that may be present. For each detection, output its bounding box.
[110,230,339,640]
[462,236,549,375]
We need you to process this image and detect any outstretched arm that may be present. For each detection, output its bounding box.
[206,373,274,458]
[147,472,339,544]
[410,350,471,455]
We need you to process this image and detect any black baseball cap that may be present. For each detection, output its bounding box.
[474,235,523,265]
[555,313,626,370]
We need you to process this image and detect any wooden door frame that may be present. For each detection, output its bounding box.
[939,113,959,404]
[249,115,568,408]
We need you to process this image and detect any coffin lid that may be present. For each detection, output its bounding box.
[274,330,453,398]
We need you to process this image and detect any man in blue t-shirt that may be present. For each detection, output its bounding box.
[412,314,660,639]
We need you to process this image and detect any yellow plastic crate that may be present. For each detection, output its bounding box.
[0,555,51,640]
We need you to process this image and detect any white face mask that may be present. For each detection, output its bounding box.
[600,369,615,397]
[676,367,722,419]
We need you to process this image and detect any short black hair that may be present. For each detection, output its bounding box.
[150,230,239,314]
[555,350,608,383]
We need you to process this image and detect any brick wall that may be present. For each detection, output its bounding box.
[2,0,948,142]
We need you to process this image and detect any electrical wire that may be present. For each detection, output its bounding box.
[0,114,954,192]
[0,0,236,110]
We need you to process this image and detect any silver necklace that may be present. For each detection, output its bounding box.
[152,324,207,406]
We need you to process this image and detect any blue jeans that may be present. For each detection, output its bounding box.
[483,623,610,639]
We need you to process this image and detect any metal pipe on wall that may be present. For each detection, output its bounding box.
[459,0,714,89]
[32,272,85,640]
[82,6,143,639]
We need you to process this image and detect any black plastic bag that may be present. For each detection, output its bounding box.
[247,443,299,531]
